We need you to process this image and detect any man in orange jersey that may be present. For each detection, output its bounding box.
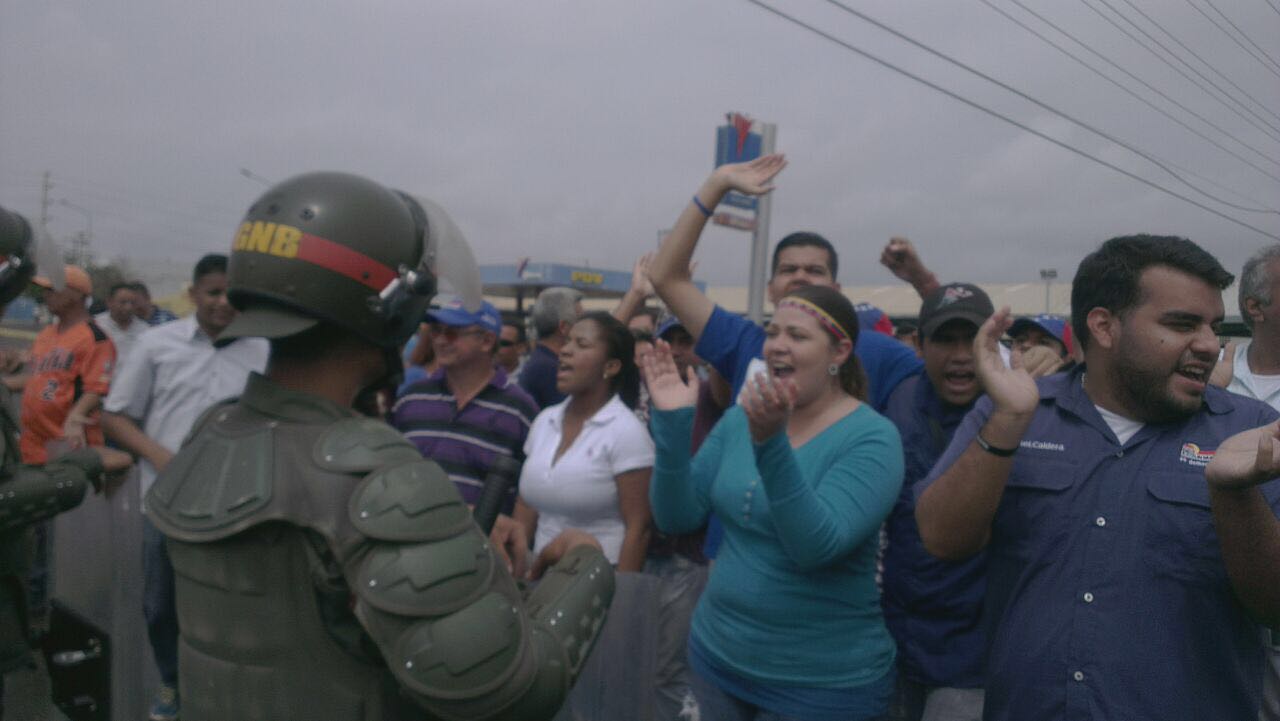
[13,266,116,464]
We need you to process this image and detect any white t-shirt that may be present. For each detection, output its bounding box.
[1094,404,1145,445]
[519,394,655,564]
[1225,338,1280,412]
[94,311,148,368]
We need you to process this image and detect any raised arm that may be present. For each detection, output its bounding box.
[643,341,716,533]
[880,237,941,299]
[915,308,1040,560]
[612,253,655,325]
[649,154,786,342]
[1205,418,1280,626]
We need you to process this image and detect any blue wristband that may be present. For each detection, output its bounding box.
[691,194,713,218]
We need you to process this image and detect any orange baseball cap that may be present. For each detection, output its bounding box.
[33,265,93,296]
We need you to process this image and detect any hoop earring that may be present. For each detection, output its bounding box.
[828,363,839,376]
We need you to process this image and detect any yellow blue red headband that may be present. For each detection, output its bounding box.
[776,297,852,342]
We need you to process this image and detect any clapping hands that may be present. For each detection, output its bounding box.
[641,340,700,411]
[742,371,798,444]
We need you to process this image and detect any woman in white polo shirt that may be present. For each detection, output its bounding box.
[514,311,654,572]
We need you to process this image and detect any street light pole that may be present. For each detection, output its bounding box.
[57,199,93,265]
[1039,268,1058,313]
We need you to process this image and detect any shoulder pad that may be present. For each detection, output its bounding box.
[314,417,421,472]
[349,460,472,542]
[146,416,273,539]
[392,591,533,714]
[356,526,497,618]
[181,397,237,448]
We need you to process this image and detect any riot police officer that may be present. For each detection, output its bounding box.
[145,172,615,721]
[0,206,104,717]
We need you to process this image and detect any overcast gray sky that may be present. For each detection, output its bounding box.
[2,0,1278,291]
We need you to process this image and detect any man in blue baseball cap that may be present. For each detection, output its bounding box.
[1008,314,1069,361]
[392,297,539,512]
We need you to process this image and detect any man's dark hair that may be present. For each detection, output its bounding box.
[771,232,839,281]
[108,282,134,299]
[1071,234,1234,351]
[193,253,228,285]
[128,281,152,299]
[503,320,526,345]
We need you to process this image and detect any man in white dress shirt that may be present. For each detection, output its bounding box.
[101,254,268,721]
[93,282,147,367]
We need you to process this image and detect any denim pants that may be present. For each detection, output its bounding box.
[142,518,178,687]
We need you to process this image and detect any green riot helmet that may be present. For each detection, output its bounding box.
[0,205,38,305]
[220,171,479,348]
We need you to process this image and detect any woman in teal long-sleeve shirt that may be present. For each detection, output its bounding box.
[645,284,904,721]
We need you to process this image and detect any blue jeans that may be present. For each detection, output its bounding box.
[690,667,807,721]
[142,518,178,687]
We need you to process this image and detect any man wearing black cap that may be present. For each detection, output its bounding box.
[881,282,995,721]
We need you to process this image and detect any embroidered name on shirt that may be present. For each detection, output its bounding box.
[1020,440,1065,452]
[1179,442,1215,467]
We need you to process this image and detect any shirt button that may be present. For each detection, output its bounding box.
[1073,671,1085,682]
[1095,516,1106,527]
[1083,592,1094,603]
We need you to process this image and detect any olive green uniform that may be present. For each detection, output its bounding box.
[0,384,101,673]
[146,374,614,721]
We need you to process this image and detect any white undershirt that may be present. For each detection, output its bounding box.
[1094,404,1145,445]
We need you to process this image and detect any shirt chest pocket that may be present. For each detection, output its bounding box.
[1144,471,1227,587]
[992,457,1079,563]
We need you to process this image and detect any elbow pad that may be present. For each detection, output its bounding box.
[0,463,90,533]
[349,460,615,721]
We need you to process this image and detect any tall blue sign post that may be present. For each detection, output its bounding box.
[715,113,776,323]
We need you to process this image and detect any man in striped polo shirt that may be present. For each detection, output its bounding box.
[391,298,539,514]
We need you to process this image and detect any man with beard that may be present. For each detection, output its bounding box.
[916,235,1280,720]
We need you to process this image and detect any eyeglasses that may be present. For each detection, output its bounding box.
[435,326,488,341]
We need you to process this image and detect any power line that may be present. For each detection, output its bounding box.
[1005,0,1280,175]
[1197,0,1280,77]
[1115,0,1280,124]
[1082,0,1280,144]
[978,0,1280,200]
[1106,0,1280,132]
[818,0,1279,214]
[737,0,1280,240]
[1267,0,1280,20]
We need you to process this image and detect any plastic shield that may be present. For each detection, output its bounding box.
[409,195,483,313]
[31,224,66,290]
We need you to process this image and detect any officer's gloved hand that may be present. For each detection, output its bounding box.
[53,448,106,493]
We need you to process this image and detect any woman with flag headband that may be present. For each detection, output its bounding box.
[645,283,904,721]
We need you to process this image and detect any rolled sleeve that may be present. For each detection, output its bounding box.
[104,337,155,419]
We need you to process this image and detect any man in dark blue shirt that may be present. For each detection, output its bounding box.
[517,286,581,409]
[882,283,994,721]
[918,235,1280,721]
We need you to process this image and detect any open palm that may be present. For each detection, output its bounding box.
[1207,420,1280,490]
[641,340,699,411]
[978,308,1040,415]
[711,154,787,196]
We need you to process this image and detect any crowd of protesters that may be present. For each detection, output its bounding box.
[4,150,1280,721]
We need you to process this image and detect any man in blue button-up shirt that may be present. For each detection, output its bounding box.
[917,235,1280,721]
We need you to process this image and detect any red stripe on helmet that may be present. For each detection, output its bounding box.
[296,233,398,290]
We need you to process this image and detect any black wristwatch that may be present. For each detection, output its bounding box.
[976,432,1017,457]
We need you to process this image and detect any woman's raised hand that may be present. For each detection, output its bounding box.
[641,339,700,411]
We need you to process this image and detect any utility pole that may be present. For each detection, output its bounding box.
[39,171,53,230]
